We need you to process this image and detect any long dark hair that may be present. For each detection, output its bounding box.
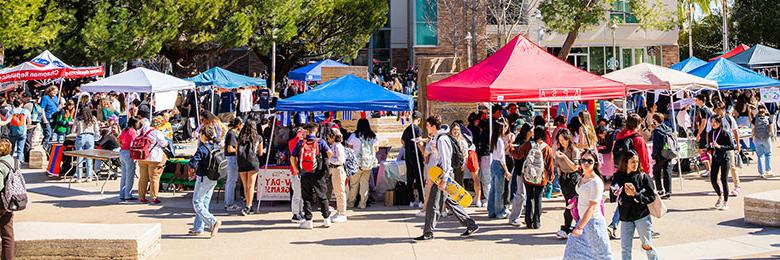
[80,107,96,127]
[514,123,533,146]
[556,128,573,152]
[238,120,259,145]
[354,118,376,140]
[568,116,582,135]
[580,149,602,178]
[490,121,505,152]
[617,150,639,173]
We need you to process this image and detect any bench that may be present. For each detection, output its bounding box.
[745,190,780,227]
[15,222,161,260]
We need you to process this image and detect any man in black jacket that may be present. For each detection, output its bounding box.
[650,113,674,199]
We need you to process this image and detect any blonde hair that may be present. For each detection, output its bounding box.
[578,110,598,148]
[45,86,58,96]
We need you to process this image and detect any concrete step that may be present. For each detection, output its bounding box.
[15,222,161,260]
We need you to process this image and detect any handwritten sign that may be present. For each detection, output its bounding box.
[256,167,292,201]
[760,88,780,103]
[539,88,582,101]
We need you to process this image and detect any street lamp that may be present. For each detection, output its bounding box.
[271,28,278,96]
[608,21,620,71]
[465,32,473,67]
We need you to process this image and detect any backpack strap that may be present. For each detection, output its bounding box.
[0,159,16,183]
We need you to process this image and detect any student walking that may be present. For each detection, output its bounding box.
[347,119,378,209]
[327,128,348,223]
[414,116,479,241]
[237,122,264,216]
[650,113,674,199]
[0,140,17,259]
[563,149,613,260]
[708,115,736,210]
[7,99,30,163]
[291,123,332,229]
[187,127,223,238]
[224,118,242,211]
[509,126,554,229]
[288,128,306,223]
[617,152,660,260]
[554,128,581,239]
[136,118,168,204]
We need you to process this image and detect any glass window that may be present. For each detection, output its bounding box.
[590,47,605,75]
[635,48,645,64]
[622,48,633,68]
[610,0,638,24]
[605,47,618,72]
[415,0,438,46]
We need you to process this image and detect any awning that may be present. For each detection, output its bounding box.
[287,59,348,81]
[727,44,780,69]
[670,57,707,72]
[604,63,718,91]
[709,44,750,61]
[426,34,626,102]
[185,67,266,88]
[689,58,780,90]
[0,50,104,82]
[276,74,412,112]
[81,67,195,93]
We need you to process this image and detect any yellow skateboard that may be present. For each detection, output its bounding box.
[428,166,473,207]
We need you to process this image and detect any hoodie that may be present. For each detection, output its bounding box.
[617,171,656,222]
[651,123,673,160]
[616,129,651,174]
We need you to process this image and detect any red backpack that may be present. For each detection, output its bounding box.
[9,113,25,127]
[299,139,320,173]
[130,129,156,160]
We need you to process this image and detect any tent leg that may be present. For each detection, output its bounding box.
[194,90,201,129]
[409,109,426,205]
[668,91,684,192]
[256,113,277,214]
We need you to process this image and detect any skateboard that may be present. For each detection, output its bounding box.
[428,166,473,207]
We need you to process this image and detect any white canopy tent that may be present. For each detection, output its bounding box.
[81,67,196,120]
[604,63,719,191]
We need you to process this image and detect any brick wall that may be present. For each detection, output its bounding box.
[391,48,410,69]
[321,66,369,82]
[662,45,680,68]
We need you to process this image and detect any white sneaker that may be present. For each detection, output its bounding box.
[509,219,522,226]
[417,202,423,208]
[715,197,723,209]
[299,220,313,229]
[766,171,774,177]
[700,171,709,177]
[323,218,332,228]
[331,214,348,223]
[719,202,729,211]
[415,210,426,217]
[410,202,416,208]
[555,230,569,239]
[475,200,483,208]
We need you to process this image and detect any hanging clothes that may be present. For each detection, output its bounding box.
[238,89,253,113]
[220,91,235,113]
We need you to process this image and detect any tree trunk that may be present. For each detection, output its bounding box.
[557,21,582,60]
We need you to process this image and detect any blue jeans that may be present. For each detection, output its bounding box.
[754,138,773,175]
[224,156,239,206]
[9,135,25,162]
[75,134,95,179]
[479,156,492,202]
[54,133,66,143]
[610,207,620,228]
[545,169,562,198]
[621,215,659,260]
[192,176,218,232]
[119,150,137,199]
[488,160,507,218]
[42,121,53,149]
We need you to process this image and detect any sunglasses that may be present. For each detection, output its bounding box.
[579,159,595,165]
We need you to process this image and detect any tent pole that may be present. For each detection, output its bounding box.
[150,93,155,120]
[668,90,684,191]
[193,90,201,129]
[256,112,277,214]
[409,109,426,205]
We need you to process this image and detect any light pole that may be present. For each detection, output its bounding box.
[271,28,278,96]
[465,32,473,67]
[721,0,729,53]
[688,2,694,57]
[608,21,620,71]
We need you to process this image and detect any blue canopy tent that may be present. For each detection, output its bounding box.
[276,74,413,111]
[287,59,348,82]
[185,67,266,88]
[689,58,780,90]
[671,57,708,72]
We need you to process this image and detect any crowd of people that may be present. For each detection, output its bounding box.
[0,76,775,260]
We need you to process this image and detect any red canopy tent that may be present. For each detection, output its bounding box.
[0,50,103,83]
[426,34,626,103]
[709,44,750,61]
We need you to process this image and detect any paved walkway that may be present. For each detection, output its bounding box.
[16,148,780,259]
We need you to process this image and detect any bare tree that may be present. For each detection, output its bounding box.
[421,0,469,59]
[485,0,540,52]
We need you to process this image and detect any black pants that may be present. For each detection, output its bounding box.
[405,152,424,203]
[0,210,13,260]
[653,158,673,195]
[524,183,544,228]
[301,171,330,220]
[710,152,731,202]
[559,172,580,232]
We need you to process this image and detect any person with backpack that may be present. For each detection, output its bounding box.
[118,117,140,202]
[7,99,30,164]
[288,128,306,223]
[327,128,348,223]
[508,126,554,229]
[134,118,168,204]
[401,112,426,208]
[563,149,613,259]
[487,120,511,219]
[554,128,581,239]
[752,105,775,178]
[223,118,242,212]
[616,151,660,260]
[708,115,736,211]
[346,119,378,209]
[236,121,264,216]
[0,139,22,259]
[291,123,332,229]
[615,113,651,176]
[650,113,675,199]
[52,101,76,143]
[73,108,99,182]
[187,126,223,238]
[414,116,479,241]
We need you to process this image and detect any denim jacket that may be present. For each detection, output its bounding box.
[189,143,218,177]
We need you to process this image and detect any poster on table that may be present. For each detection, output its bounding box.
[256,166,292,201]
[760,88,780,103]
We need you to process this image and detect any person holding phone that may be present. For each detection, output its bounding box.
[563,149,613,259]
[617,151,660,260]
[554,128,581,239]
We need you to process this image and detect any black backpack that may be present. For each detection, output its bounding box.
[206,146,228,181]
[0,160,27,211]
[444,134,465,171]
[613,133,637,168]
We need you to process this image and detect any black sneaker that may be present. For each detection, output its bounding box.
[291,214,304,223]
[461,226,479,236]
[125,197,138,201]
[414,233,434,241]
[240,207,249,216]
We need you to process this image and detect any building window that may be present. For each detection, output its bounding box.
[610,0,638,24]
[415,0,438,46]
[590,47,606,75]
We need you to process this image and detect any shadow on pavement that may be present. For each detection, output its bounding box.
[291,236,412,246]
[28,185,103,198]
